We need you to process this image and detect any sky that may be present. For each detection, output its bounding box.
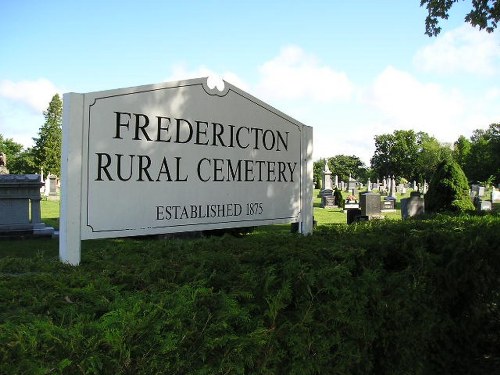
[1,0,499,165]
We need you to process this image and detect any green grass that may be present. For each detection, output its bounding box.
[40,198,60,229]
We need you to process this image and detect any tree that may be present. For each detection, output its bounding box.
[453,135,472,171]
[415,135,453,182]
[370,130,420,180]
[462,123,500,184]
[0,135,23,164]
[10,148,38,175]
[32,94,62,176]
[421,0,500,36]
[371,130,452,183]
[425,158,474,213]
[0,134,39,174]
[327,154,367,182]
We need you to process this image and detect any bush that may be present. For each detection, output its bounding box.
[425,158,474,213]
[1,216,499,374]
[334,187,344,207]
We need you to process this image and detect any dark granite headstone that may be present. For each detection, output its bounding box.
[360,192,381,218]
[346,208,361,224]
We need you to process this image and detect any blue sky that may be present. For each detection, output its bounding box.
[1,0,499,164]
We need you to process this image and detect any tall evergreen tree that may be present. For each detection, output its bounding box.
[33,94,62,176]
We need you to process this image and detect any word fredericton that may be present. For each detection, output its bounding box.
[94,111,298,183]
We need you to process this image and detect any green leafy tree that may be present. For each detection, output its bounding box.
[10,148,38,174]
[0,134,23,165]
[421,0,500,36]
[32,94,62,176]
[425,158,474,213]
[327,154,367,182]
[371,130,451,183]
[371,130,420,180]
[453,135,472,171]
[459,123,500,184]
[0,135,38,174]
[415,135,453,182]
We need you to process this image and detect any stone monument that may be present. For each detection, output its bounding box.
[320,164,335,207]
[401,192,425,219]
[360,192,381,218]
[0,174,54,236]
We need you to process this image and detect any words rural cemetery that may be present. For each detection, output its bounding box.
[1,76,499,373]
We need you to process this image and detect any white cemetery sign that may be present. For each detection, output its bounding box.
[60,77,313,265]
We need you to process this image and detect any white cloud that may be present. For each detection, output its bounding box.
[363,66,466,140]
[413,25,500,75]
[255,45,354,102]
[0,78,62,114]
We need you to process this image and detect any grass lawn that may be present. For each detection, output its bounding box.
[0,189,415,260]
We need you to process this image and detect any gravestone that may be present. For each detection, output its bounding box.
[343,198,359,212]
[0,174,54,236]
[492,188,500,202]
[401,194,425,219]
[48,174,58,196]
[346,208,362,224]
[321,196,336,208]
[474,198,492,212]
[360,192,381,218]
[320,164,334,207]
[389,175,397,199]
[321,164,332,191]
[381,199,395,211]
[347,176,357,192]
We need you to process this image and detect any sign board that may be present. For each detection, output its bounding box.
[60,77,313,265]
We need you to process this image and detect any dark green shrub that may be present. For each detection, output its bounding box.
[1,216,499,374]
[425,158,474,213]
[334,187,344,207]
